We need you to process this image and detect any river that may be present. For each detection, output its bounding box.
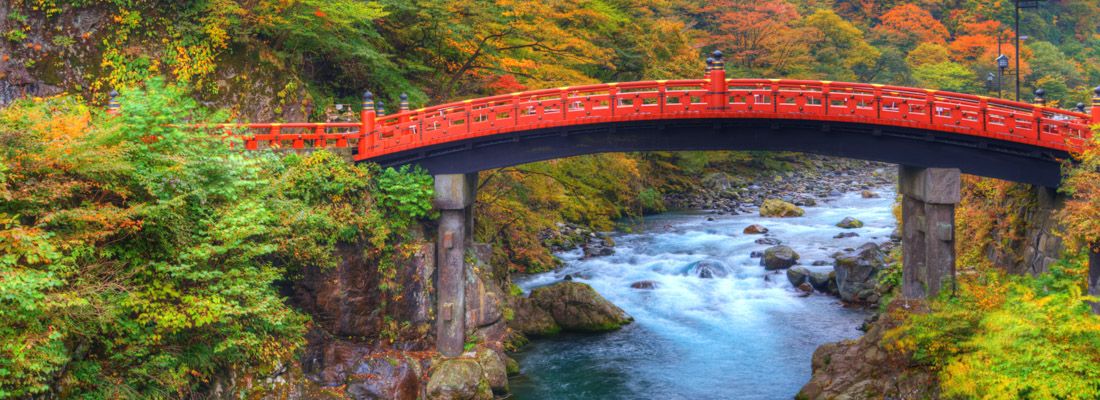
[510,187,897,399]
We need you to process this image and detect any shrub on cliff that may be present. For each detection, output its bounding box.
[0,81,435,398]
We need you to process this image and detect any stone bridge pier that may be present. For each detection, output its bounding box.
[898,166,960,299]
[433,173,478,357]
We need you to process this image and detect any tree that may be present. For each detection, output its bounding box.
[913,61,977,92]
[873,4,949,49]
[804,9,882,81]
[698,0,813,77]
[906,42,951,69]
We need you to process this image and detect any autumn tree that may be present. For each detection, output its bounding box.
[804,9,882,81]
[873,4,949,49]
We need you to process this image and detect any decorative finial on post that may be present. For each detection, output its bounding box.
[362,91,374,110]
[376,100,386,117]
[1033,88,1046,106]
[711,50,724,70]
[400,93,410,112]
[705,57,714,74]
[107,90,120,115]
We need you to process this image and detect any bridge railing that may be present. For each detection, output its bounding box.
[189,76,1095,159]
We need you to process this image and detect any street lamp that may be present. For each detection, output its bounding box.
[996,54,1009,99]
[986,73,996,93]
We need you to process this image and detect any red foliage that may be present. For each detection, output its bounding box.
[875,4,949,45]
[487,74,527,95]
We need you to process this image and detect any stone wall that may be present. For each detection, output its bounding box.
[985,186,1065,275]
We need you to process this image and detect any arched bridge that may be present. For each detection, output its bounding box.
[207,52,1100,354]
[223,59,1096,188]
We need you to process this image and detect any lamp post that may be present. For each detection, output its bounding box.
[996,54,1009,99]
[1014,0,1047,101]
[986,73,996,94]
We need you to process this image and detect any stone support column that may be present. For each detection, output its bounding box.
[899,166,961,299]
[433,172,478,356]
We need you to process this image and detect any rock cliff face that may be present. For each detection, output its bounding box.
[797,301,939,400]
[220,229,516,399]
[986,187,1065,275]
[1,3,308,120]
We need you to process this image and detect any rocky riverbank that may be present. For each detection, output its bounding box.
[663,156,897,214]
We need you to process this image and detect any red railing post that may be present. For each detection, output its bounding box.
[1033,88,1046,139]
[707,50,727,112]
[1091,86,1100,125]
[359,91,376,156]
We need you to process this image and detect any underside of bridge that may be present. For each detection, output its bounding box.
[431,165,966,356]
[371,119,1068,187]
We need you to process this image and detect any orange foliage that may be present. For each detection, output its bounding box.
[875,4,949,46]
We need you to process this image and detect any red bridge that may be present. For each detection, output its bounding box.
[220,52,1097,187]
[197,52,1100,352]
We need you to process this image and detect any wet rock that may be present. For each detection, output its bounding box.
[797,282,814,295]
[743,224,769,234]
[506,296,560,337]
[476,348,509,394]
[809,271,838,295]
[761,245,800,270]
[836,217,864,229]
[684,259,730,278]
[755,237,783,245]
[505,357,520,377]
[749,251,763,258]
[529,282,633,332]
[834,232,860,239]
[811,260,831,266]
[787,266,811,286]
[861,190,880,198]
[581,235,615,259]
[426,359,492,400]
[889,228,902,242]
[760,199,805,218]
[347,355,422,400]
[630,280,658,290]
[834,243,887,303]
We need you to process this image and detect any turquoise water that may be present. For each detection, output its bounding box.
[511,188,895,399]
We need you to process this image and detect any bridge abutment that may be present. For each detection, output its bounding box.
[433,172,478,356]
[899,166,960,299]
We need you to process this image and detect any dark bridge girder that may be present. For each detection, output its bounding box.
[369,118,1067,187]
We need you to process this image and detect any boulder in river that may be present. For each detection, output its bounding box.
[834,232,859,239]
[743,224,769,234]
[834,243,887,303]
[755,237,782,245]
[797,282,814,295]
[507,296,561,337]
[787,266,811,287]
[836,217,864,229]
[809,271,838,295]
[861,190,880,198]
[630,280,658,290]
[684,259,730,279]
[530,282,633,332]
[761,245,800,270]
[750,251,763,258]
[759,199,805,218]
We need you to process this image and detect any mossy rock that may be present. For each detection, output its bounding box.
[836,217,864,229]
[529,282,633,332]
[426,359,493,400]
[760,199,805,218]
